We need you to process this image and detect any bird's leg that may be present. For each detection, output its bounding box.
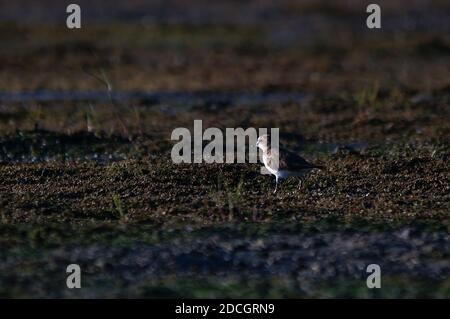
[273,176,278,194]
[298,178,303,189]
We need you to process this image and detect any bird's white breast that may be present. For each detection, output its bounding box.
[262,154,278,176]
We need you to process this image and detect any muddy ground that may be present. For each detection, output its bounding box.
[0,0,449,298]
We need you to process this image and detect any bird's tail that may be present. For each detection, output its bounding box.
[313,164,325,170]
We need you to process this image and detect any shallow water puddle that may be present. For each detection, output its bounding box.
[0,90,304,109]
[0,133,369,164]
[0,131,131,164]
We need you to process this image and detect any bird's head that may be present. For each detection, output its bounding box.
[256,134,271,152]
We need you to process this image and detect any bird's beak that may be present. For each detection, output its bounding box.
[256,141,259,147]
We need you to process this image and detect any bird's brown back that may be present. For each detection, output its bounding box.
[265,146,324,171]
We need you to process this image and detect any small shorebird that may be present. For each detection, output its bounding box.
[256,134,324,193]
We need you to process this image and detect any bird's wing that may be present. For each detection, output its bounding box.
[269,147,322,171]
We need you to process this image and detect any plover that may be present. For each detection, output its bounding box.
[256,134,324,193]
